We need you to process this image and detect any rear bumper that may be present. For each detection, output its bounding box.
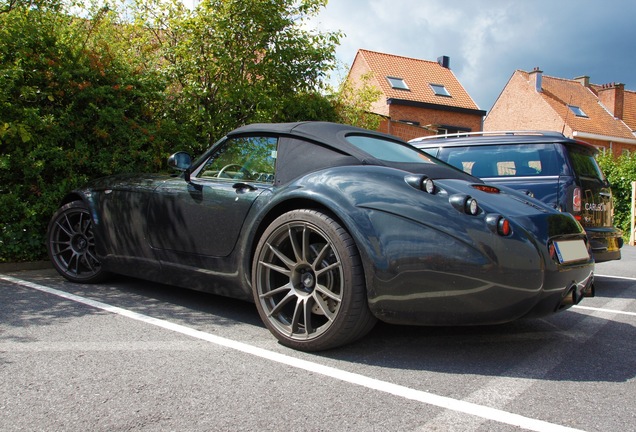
[363,212,595,326]
[523,265,595,317]
[586,227,623,262]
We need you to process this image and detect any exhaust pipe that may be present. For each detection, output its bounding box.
[557,285,578,310]
[557,279,594,310]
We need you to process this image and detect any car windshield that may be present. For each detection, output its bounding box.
[346,135,434,164]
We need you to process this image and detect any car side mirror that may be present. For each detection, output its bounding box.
[168,152,192,182]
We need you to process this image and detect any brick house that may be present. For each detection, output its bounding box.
[485,68,636,156]
[346,49,486,141]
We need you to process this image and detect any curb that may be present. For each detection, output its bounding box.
[0,261,52,272]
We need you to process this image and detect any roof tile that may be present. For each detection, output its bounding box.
[517,71,634,140]
[622,90,636,132]
[355,49,481,111]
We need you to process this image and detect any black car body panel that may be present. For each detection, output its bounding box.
[51,122,595,349]
[411,132,622,262]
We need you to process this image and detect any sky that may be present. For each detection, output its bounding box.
[307,0,636,112]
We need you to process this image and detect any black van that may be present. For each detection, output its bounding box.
[410,131,623,262]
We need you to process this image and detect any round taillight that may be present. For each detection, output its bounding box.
[497,217,511,236]
[421,177,435,194]
[465,198,479,215]
[449,194,479,215]
[486,214,512,236]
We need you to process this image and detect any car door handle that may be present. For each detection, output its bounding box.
[233,182,257,192]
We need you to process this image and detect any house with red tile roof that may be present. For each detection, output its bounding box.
[485,68,636,156]
[346,49,486,141]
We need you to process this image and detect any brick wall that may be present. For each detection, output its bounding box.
[484,72,565,131]
[485,71,636,158]
[581,137,632,156]
[347,55,389,117]
[378,119,436,141]
[346,51,483,141]
[388,104,482,133]
[598,83,625,120]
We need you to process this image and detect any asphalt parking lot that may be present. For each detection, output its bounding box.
[1,249,635,431]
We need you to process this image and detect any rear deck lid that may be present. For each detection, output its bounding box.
[566,144,614,229]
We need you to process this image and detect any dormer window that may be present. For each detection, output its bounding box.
[387,76,409,90]
[568,105,588,118]
[430,83,451,97]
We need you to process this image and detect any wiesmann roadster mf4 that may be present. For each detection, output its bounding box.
[47,122,595,351]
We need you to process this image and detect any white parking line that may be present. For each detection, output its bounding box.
[1,274,585,432]
[573,305,636,317]
[595,273,636,281]
[574,273,636,316]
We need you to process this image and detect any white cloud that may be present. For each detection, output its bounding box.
[309,0,636,111]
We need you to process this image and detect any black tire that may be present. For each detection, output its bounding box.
[47,201,109,283]
[252,209,376,351]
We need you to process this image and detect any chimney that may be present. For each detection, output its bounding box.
[575,75,590,87]
[598,82,625,120]
[437,56,450,69]
[529,67,543,92]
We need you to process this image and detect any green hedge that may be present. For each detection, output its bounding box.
[597,152,636,242]
[0,1,341,263]
[0,6,186,262]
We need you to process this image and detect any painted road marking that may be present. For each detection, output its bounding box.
[0,274,597,432]
[573,305,636,317]
[595,273,636,281]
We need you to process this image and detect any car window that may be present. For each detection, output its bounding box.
[347,135,434,163]
[438,143,562,177]
[567,148,605,181]
[198,136,278,183]
[420,147,439,157]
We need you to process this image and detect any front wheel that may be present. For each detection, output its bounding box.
[252,209,376,351]
[47,201,109,283]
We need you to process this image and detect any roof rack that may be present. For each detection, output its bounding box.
[409,130,567,142]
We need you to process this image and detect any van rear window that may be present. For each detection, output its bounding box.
[568,148,605,181]
[438,143,563,178]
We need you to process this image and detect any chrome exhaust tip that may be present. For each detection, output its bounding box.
[557,275,594,311]
[557,285,578,310]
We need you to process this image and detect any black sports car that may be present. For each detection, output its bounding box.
[47,121,595,351]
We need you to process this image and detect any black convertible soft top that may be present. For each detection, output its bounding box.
[229,121,478,183]
[229,121,397,152]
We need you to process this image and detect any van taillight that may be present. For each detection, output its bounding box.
[573,187,581,213]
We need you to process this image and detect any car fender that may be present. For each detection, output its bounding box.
[241,166,547,306]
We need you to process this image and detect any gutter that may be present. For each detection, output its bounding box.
[386,98,487,117]
[572,131,636,145]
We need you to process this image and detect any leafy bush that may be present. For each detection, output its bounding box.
[145,0,342,152]
[597,152,636,241]
[0,3,184,262]
[0,0,342,262]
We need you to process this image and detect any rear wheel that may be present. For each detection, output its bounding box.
[47,201,109,283]
[252,209,376,351]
